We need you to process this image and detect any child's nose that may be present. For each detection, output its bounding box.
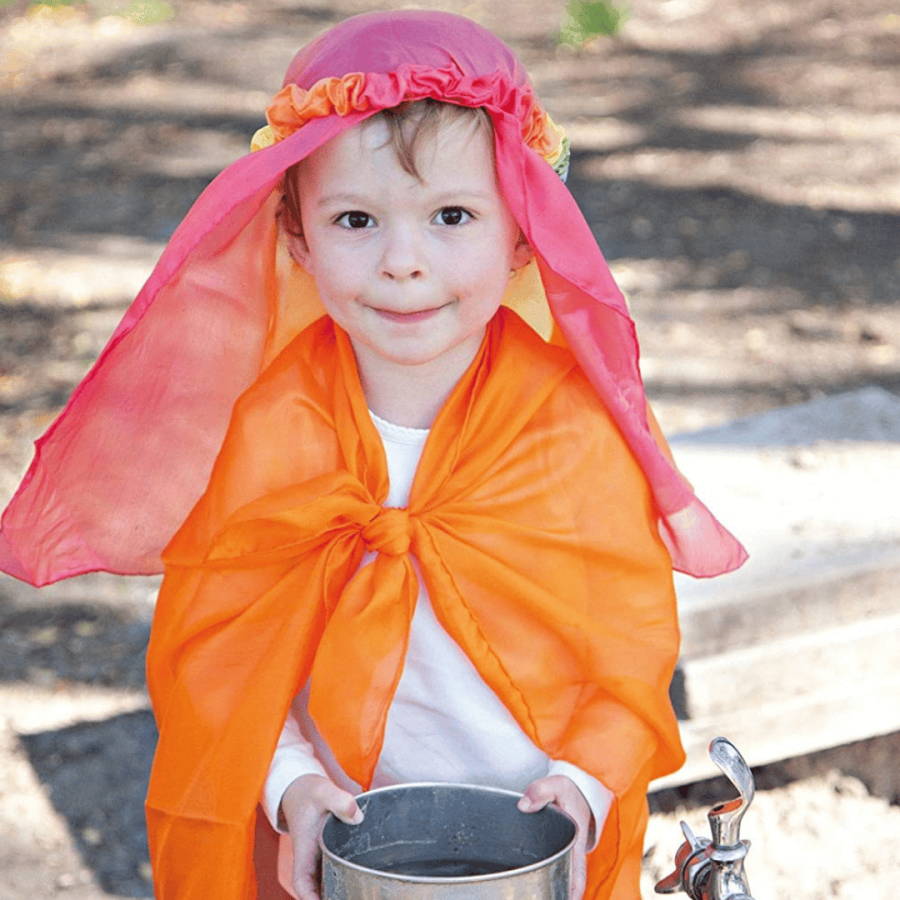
[380,224,427,281]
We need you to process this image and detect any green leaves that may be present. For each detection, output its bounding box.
[9,0,175,23]
[560,0,629,45]
[115,0,175,25]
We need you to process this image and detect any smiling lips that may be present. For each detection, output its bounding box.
[370,303,450,324]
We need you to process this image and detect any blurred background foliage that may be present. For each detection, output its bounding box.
[0,0,174,25]
[559,0,630,44]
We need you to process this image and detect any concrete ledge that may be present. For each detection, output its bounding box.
[654,387,900,787]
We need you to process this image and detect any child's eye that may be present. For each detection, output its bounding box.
[336,211,375,229]
[435,207,472,226]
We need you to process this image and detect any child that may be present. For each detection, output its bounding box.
[0,10,746,900]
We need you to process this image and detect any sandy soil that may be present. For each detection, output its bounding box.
[0,1,898,897]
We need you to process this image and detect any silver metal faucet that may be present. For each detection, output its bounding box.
[655,737,756,900]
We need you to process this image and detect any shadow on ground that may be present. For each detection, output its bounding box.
[21,710,157,898]
[0,596,149,689]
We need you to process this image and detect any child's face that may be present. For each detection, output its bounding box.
[286,112,532,385]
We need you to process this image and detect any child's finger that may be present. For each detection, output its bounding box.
[518,776,590,900]
[323,788,364,825]
[304,776,362,821]
[288,808,324,900]
[291,845,321,900]
[279,776,360,900]
[294,781,363,900]
[517,777,560,813]
[518,776,591,834]
[569,849,587,900]
[517,791,548,812]
[276,819,320,900]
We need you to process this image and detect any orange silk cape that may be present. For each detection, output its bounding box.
[145,308,684,900]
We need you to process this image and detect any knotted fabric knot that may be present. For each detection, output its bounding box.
[361,507,411,556]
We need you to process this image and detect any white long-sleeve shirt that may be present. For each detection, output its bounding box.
[263,412,612,843]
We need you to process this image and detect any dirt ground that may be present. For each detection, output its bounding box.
[0,1,899,897]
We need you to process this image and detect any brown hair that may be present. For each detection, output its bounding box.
[280,100,492,238]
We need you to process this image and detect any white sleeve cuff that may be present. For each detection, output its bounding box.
[262,709,329,833]
[548,759,614,852]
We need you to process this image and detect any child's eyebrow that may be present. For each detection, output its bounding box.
[314,187,498,209]
[315,192,372,209]
[429,189,496,204]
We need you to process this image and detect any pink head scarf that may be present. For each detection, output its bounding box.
[0,10,746,585]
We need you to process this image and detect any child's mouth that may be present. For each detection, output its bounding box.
[371,305,447,324]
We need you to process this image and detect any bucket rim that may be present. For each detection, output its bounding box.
[318,781,577,885]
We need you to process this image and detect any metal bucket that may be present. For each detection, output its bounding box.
[320,783,577,900]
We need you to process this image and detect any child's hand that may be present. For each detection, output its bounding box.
[518,775,592,900]
[278,773,363,900]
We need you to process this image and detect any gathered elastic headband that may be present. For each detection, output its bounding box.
[249,66,571,181]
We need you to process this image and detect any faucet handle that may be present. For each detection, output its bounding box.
[707,737,755,849]
[655,821,712,899]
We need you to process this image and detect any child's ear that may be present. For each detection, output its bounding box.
[511,231,534,271]
[284,231,312,270]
